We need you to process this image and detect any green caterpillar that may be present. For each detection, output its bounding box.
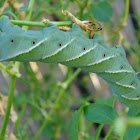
[0,16,140,109]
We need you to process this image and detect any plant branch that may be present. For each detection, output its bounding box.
[26,0,35,21]
[33,68,81,140]
[94,124,104,140]
[127,117,140,126]
[76,0,83,8]
[0,63,20,77]
[0,0,35,139]
[78,0,89,20]
[107,0,129,42]
[103,126,113,140]
[120,107,129,117]
[10,20,73,27]
[0,76,16,140]
[123,0,129,26]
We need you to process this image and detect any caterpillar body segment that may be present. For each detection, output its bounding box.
[0,16,140,108]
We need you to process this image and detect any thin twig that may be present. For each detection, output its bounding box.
[0,76,16,140]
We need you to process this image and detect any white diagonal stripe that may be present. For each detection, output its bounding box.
[121,95,139,100]
[87,55,117,66]
[2,34,54,61]
[116,82,135,89]
[105,70,132,73]
[43,38,75,59]
[65,43,98,62]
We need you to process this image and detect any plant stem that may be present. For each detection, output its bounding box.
[79,7,84,20]
[76,0,83,8]
[77,0,89,20]
[15,104,27,130]
[11,0,90,27]
[0,63,17,76]
[0,76,16,140]
[85,122,93,132]
[33,88,65,140]
[10,20,73,27]
[33,68,81,140]
[0,0,35,139]
[120,107,129,117]
[94,124,104,140]
[103,126,113,140]
[127,117,140,126]
[26,0,35,21]
[107,0,129,42]
[123,0,129,26]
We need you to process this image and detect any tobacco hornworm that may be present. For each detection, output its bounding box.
[0,16,140,109]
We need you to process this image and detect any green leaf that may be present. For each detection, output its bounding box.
[95,96,115,107]
[16,7,28,13]
[68,107,83,140]
[123,127,140,140]
[84,104,118,124]
[91,2,113,22]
